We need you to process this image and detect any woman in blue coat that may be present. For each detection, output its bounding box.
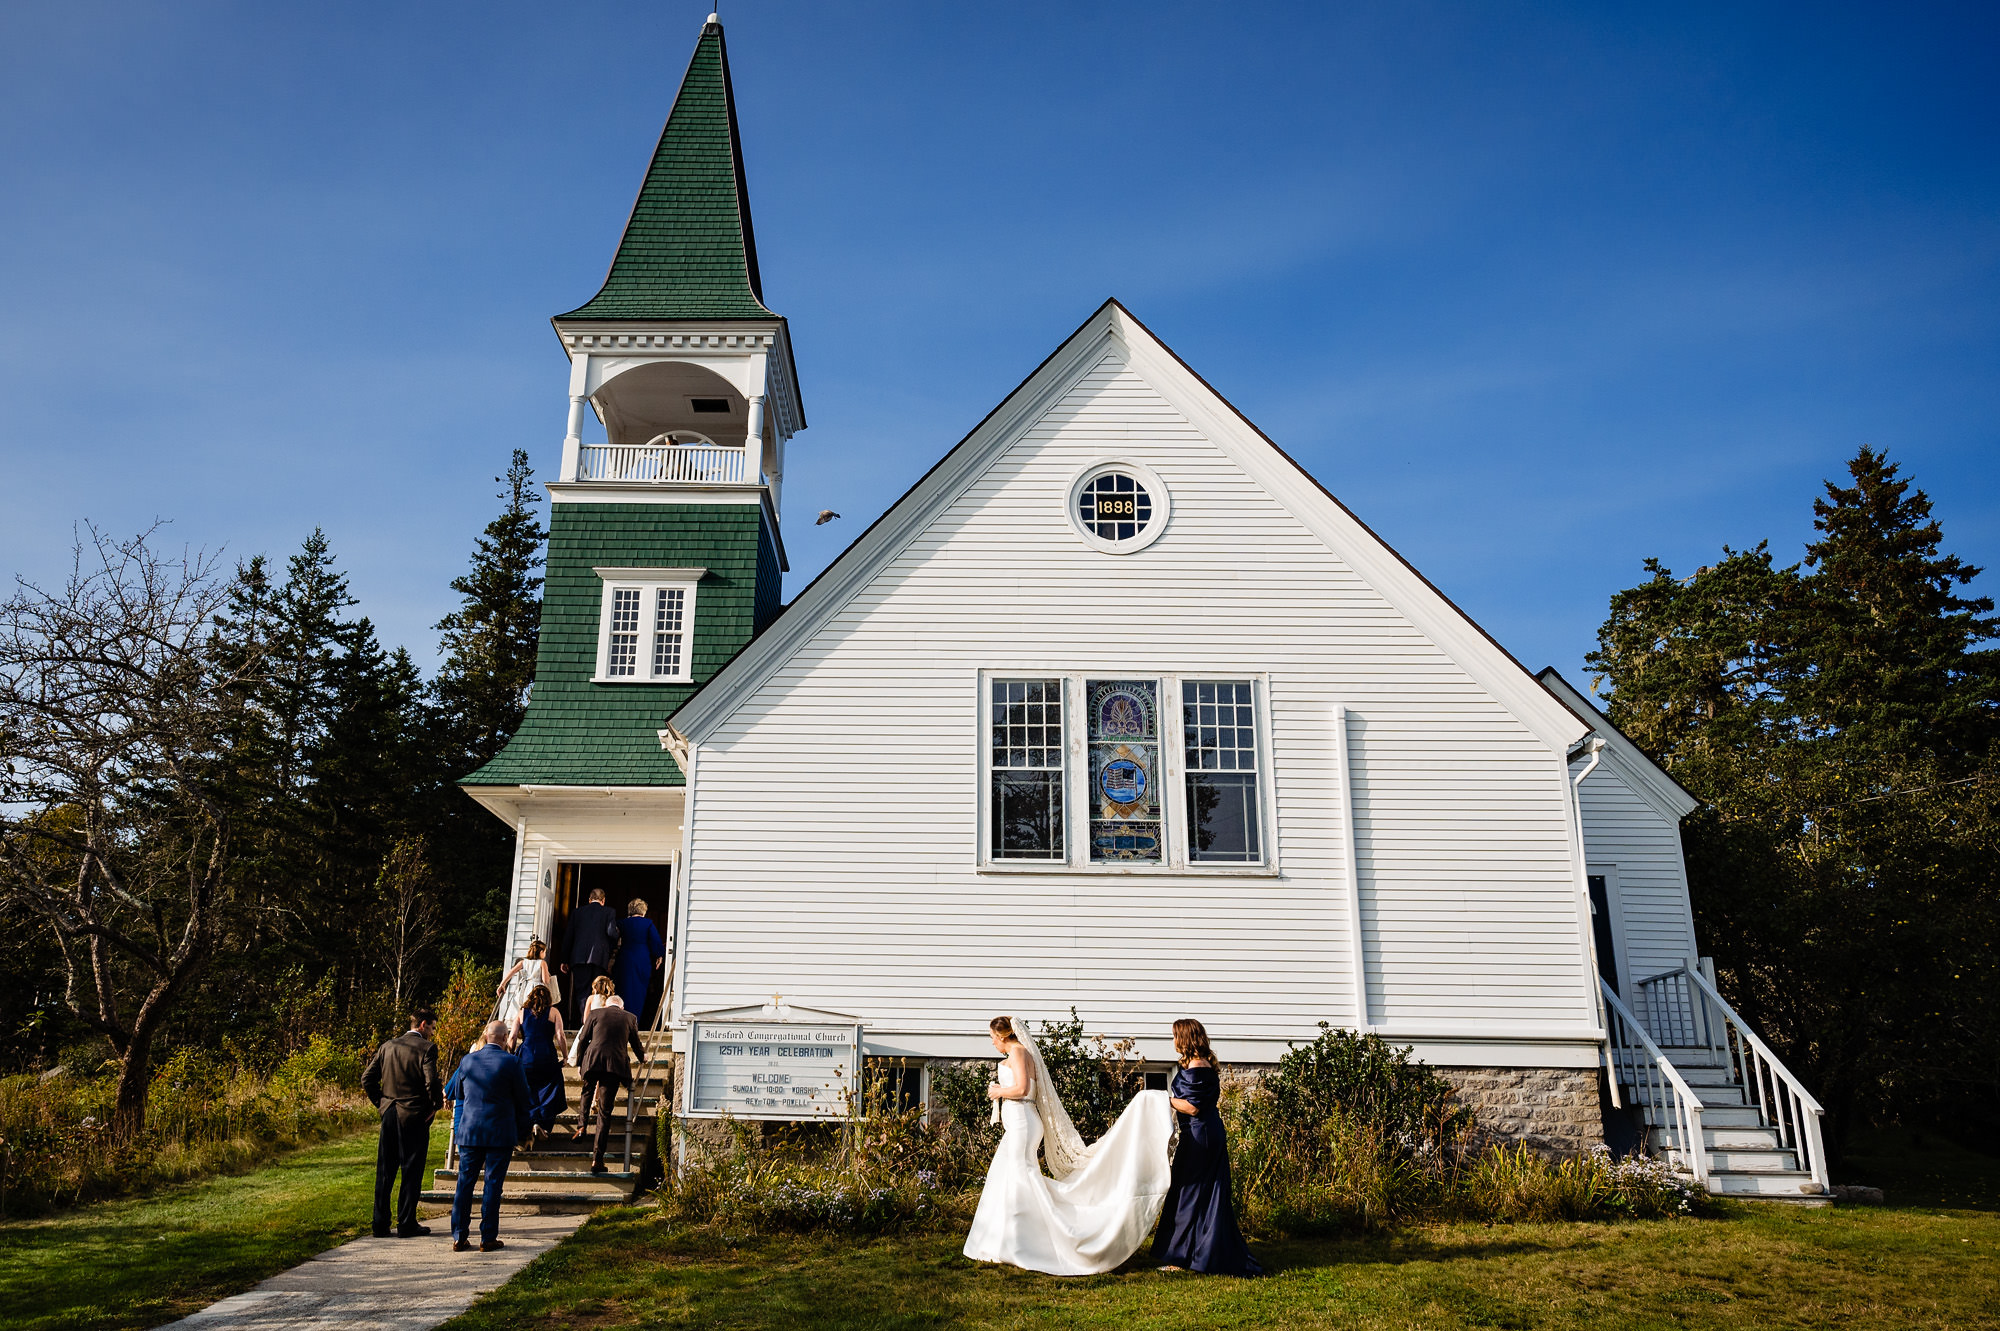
[609,897,665,1021]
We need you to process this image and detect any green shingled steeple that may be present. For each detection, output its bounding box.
[559,19,772,321]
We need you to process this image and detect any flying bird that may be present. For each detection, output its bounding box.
[816,510,841,526]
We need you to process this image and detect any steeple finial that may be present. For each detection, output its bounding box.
[556,18,767,321]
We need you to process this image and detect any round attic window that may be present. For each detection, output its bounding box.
[1067,461,1170,554]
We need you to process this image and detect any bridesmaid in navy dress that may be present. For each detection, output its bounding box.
[509,984,568,1147]
[1152,1018,1263,1275]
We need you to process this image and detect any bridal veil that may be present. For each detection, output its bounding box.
[963,1017,1176,1275]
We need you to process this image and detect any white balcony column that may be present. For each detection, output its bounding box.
[743,393,766,461]
[561,352,591,481]
[561,395,588,480]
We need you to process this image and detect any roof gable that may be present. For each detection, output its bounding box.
[558,20,771,322]
[667,300,1590,752]
[1538,668,1700,820]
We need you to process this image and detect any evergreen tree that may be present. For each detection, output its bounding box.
[426,450,548,956]
[1786,446,1999,760]
[1589,447,2000,1151]
[435,449,545,770]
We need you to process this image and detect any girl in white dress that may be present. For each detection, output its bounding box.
[495,939,562,1030]
[568,973,626,1064]
[962,1015,1175,1276]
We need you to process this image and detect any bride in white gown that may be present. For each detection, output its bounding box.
[962,1015,1176,1275]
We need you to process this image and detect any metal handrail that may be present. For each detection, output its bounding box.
[1668,963,1829,1191]
[1600,979,1709,1187]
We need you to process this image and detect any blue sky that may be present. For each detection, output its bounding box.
[3,1,1995,686]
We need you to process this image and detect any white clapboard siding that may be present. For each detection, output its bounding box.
[1577,761,1698,985]
[677,349,1594,1056]
[507,843,540,967]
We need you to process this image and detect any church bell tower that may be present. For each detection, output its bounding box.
[464,14,802,965]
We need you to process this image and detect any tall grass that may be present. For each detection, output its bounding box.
[0,1037,372,1217]
[659,1082,991,1234]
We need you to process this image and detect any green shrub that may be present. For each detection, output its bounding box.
[1229,1023,1711,1234]
[1248,1023,1472,1169]
[434,953,501,1077]
[1029,1009,1144,1141]
[927,1061,1001,1147]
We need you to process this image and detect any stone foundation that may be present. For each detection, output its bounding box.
[1439,1067,1602,1155]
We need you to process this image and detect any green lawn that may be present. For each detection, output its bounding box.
[437,1204,2000,1331]
[0,1126,427,1331]
[4,1123,1996,1331]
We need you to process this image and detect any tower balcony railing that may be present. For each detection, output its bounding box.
[576,441,760,485]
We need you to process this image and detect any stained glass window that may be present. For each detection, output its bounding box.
[1077,471,1153,543]
[606,588,642,677]
[991,679,1063,859]
[1183,680,1262,862]
[1088,679,1162,862]
[651,587,686,677]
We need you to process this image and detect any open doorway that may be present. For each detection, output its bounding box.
[548,861,673,1026]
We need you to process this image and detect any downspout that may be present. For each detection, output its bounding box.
[659,726,697,1031]
[505,816,527,968]
[1566,737,1613,1104]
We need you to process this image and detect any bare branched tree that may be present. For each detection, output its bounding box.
[0,526,265,1139]
[378,835,441,1014]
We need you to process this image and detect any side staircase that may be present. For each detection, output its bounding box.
[422,1029,674,1214]
[1603,963,1830,1205]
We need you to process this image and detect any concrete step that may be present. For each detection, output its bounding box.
[419,1189,631,1214]
[490,1154,640,1175]
[436,1167,635,1191]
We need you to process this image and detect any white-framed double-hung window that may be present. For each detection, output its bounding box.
[980,673,1273,872]
[592,567,702,683]
[989,678,1065,860]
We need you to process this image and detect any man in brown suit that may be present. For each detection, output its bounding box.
[573,993,647,1174]
[362,1006,444,1238]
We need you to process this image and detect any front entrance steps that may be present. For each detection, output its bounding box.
[421,1031,674,1215]
[1630,1047,1829,1205]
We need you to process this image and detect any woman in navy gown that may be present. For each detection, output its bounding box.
[1152,1018,1263,1275]
[609,897,665,1022]
[510,984,567,1147]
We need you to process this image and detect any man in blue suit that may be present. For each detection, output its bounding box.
[444,1020,533,1252]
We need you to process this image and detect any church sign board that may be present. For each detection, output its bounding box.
[682,1003,862,1120]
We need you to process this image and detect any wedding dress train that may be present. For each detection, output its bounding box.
[961,1025,1175,1276]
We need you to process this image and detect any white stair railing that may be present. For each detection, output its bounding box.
[1655,963,1829,1192]
[1600,979,1708,1188]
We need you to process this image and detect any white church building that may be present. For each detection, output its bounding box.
[464,16,1829,1199]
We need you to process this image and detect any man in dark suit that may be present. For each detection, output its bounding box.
[557,886,620,1024]
[361,1006,443,1238]
[573,998,648,1174]
[443,1019,534,1252]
